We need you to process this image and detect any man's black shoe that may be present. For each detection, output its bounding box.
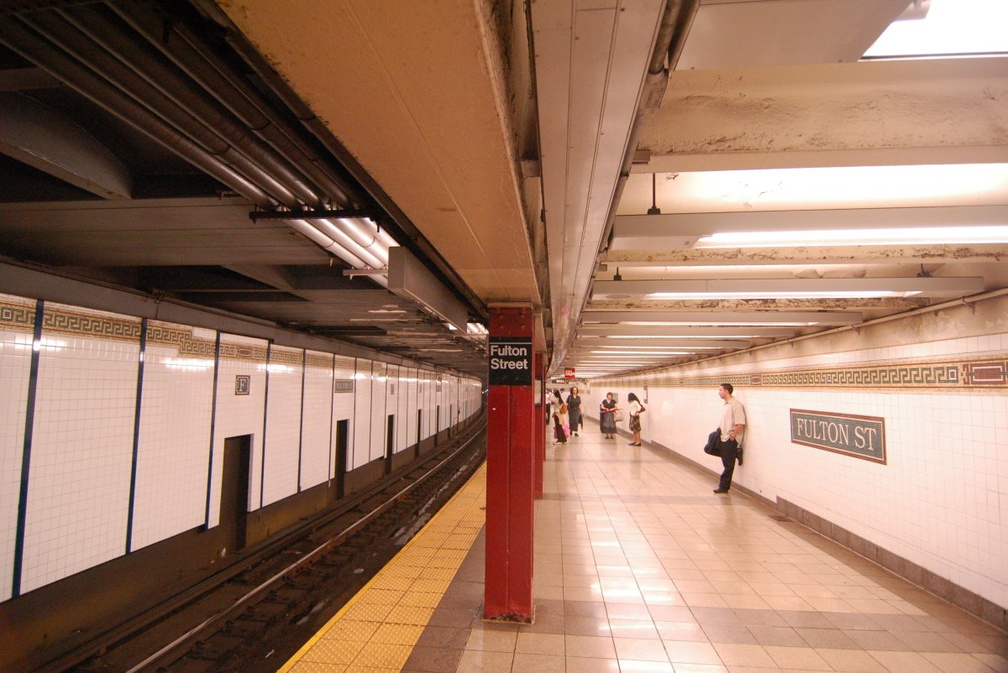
[713,489,729,494]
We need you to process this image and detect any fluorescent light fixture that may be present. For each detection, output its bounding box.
[865,0,1008,59]
[589,349,691,355]
[696,226,1008,249]
[575,336,744,349]
[387,246,469,332]
[619,168,1008,224]
[646,290,919,300]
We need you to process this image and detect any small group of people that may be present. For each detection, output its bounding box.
[598,391,645,444]
[549,386,583,443]
[554,383,746,496]
[597,383,746,495]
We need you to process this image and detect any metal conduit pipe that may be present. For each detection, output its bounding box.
[0,14,273,206]
[61,4,321,206]
[313,219,385,269]
[188,0,486,315]
[106,2,356,206]
[18,10,299,206]
[332,218,388,264]
[288,219,368,269]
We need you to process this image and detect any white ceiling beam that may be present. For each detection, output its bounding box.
[572,337,749,349]
[580,310,863,325]
[591,277,986,299]
[603,244,1008,266]
[639,57,1008,173]
[610,205,1008,250]
[578,325,793,338]
[674,0,907,70]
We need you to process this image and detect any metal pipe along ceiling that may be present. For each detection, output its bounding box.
[18,8,310,207]
[0,2,365,214]
[104,1,358,206]
[0,13,274,205]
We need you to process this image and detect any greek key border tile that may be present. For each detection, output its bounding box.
[0,297,37,333]
[146,321,216,358]
[42,305,141,342]
[661,355,1008,391]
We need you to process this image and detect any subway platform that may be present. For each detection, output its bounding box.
[280,423,1008,673]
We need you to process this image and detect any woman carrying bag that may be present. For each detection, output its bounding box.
[599,392,619,439]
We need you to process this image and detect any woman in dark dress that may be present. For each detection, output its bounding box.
[566,386,583,436]
[599,392,618,439]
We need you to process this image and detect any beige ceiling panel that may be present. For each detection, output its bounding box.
[216,0,536,303]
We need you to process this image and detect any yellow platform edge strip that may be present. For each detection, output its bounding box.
[277,461,487,672]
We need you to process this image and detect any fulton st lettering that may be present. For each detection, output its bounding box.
[790,409,886,463]
[488,338,532,385]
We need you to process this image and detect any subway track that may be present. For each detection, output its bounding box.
[40,420,487,673]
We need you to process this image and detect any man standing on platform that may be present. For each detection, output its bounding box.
[714,383,746,494]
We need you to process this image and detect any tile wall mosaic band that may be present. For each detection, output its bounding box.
[41,306,141,341]
[269,347,305,367]
[218,341,268,363]
[306,352,333,369]
[145,322,216,358]
[648,355,1008,391]
[0,297,37,333]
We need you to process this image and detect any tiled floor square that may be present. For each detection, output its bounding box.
[280,433,1006,673]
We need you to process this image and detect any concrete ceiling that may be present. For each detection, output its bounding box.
[2,0,1006,381]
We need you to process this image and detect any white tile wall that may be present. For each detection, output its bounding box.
[369,362,388,463]
[352,360,373,469]
[419,371,432,441]
[399,367,413,452]
[131,321,215,550]
[299,350,333,491]
[262,345,303,507]
[0,295,36,601]
[21,305,140,592]
[1,292,484,600]
[332,357,356,478]
[209,333,267,525]
[603,328,1008,611]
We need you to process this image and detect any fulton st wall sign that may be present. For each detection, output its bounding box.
[488,337,532,385]
[790,409,886,463]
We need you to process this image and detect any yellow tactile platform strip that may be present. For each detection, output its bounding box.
[279,463,487,673]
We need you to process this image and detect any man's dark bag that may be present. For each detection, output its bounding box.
[703,428,721,456]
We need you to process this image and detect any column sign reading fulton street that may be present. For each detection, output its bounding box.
[488,337,533,386]
[790,409,886,464]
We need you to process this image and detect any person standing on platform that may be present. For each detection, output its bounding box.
[714,382,746,494]
[551,390,568,443]
[627,392,645,446]
[599,392,618,439]
[566,386,583,436]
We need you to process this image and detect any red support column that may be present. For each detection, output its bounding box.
[484,305,534,622]
[534,351,545,499]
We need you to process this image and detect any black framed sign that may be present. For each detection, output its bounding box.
[488,337,532,386]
